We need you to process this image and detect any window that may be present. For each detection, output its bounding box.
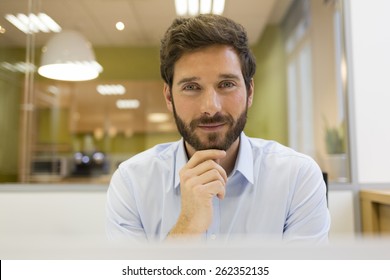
[283,0,350,183]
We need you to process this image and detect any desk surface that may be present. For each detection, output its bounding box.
[360,189,390,204]
[360,189,390,235]
[1,234,390,259]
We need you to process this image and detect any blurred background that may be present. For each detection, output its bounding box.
[0,0,350,184]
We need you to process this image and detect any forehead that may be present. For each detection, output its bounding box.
[173,45,243,80]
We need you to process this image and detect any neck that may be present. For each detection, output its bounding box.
[184,137,240,176]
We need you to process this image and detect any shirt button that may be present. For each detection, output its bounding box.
[210,234,217,240]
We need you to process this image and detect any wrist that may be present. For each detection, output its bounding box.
[167,216,205,238]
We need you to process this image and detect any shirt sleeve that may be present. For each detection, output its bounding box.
[105,167,148,242]
[282,157,331,245]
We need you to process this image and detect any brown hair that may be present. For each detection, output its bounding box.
[160,14,256,91]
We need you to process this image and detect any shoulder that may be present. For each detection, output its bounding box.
[246,136,307,157]
[245,135,318,169]
[119,140,180,170]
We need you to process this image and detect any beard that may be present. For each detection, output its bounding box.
[172,102,248,151]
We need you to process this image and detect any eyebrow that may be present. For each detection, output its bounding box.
[219,73,241,81]
[176,73,241,86]
[176,76,200,86]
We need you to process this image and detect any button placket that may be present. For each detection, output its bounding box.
[206,196,220,240]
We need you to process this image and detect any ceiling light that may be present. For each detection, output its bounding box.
[97,84,126,95]
[212,0,225,15]
[29,14,49,32]
[0,61,36,73]
[116,99,140,109]
[116,22,125,31]
[5,14,29,33]
[38,13,62,32]
[175,0,188,16]
[147,113,170,123]
[47,86,60,95]
[188,0,199,16]
[38,30,103,81]
[158,123,177,131]
[5,13,61,34]
[200,0,212,14]
[174,0,225,16]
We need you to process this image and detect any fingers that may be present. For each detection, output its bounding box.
[185,167,227,199]
[204,180,226,200]
[183,149,227,183]
[179,149,228,207]
[186,149,227,169]
[182,159,227,184]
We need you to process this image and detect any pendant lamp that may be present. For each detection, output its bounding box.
[38,30,103,81]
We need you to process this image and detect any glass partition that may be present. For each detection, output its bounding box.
[0,0,350,184]
[30,79,178,183]
[282,0,350,183]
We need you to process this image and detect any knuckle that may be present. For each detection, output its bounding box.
[212,169,220,177]
[179,169,192,182]
[206,159,217,168]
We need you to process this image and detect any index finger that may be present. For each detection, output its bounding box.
[186,149,226,169]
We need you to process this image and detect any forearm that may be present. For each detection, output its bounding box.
[166,214,205,240]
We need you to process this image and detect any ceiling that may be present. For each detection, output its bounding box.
[0,0,293,47]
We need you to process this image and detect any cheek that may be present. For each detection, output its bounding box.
[172,98,194,119]
[226,94,247,113]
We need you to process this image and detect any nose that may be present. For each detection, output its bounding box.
[200,88,222,116]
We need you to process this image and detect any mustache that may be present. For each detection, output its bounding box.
[190,113,234,129]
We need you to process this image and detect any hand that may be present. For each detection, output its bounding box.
[168,149,227,237]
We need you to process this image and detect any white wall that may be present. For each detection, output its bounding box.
[328,190,355,239]
[0,185,107,238]
[347,0,390,183]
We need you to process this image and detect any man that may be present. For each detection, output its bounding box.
[106,14,330,244]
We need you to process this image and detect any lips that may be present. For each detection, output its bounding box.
[190,113,233,131]
[198,122,226,131]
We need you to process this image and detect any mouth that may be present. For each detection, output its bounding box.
[197,122,226,131]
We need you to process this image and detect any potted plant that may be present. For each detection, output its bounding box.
[325,122,345,154]
[324,119,348,182]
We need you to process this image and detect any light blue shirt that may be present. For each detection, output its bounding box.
[106,133,330,244]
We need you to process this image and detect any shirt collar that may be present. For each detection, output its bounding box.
[233,132,254,184]
[173,132,254,189]
[174,139,188,189]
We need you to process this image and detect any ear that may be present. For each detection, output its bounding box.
[163,83,174,112]
[247,78,254,108]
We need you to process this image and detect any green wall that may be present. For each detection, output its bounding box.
[0,48,25,182]
[95,47,161,80]
[37,108,72,144]
[245,25,288,145]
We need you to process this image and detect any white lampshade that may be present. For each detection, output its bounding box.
[38,30,103,81]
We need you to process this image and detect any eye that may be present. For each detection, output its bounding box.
[219,81,235,88]
[182,83,200,91]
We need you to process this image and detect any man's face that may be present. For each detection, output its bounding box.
[164,45,253,152]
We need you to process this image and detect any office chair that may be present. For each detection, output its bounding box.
[322,172,328,207]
